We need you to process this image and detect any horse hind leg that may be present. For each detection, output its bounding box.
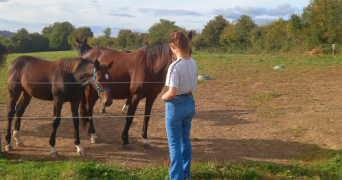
[100,104,106,113]
[13,91,32,147]
[49,97,63,157]
[5,87,22,152]
[122,95,140,150]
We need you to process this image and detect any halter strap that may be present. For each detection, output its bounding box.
[93,68,111,100]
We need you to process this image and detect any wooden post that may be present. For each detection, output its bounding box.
[332,44,335,55]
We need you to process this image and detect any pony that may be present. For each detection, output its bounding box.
[6,56,113,156]
[77,32,192,149]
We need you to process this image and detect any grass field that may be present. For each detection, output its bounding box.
[1,51,342,179]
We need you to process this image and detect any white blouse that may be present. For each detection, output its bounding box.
[165,58,198,95]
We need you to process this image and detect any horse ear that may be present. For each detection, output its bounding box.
[76,37,80,44]
[187,31,193,42]
[108,60,114,69]
[94,59,100,71]
[84,37,87,44]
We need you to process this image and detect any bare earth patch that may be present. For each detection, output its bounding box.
[1,66,342,167]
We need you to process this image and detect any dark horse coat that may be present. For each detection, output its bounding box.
[6,56,113,156]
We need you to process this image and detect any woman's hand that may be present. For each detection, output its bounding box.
[162,87,178,102]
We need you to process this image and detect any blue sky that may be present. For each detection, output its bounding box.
[0,0,310,37]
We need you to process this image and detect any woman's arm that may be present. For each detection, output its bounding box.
[162,86,178,102]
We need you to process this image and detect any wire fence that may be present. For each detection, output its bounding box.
[1,77,342,85]
[0,76,341,120]
[0,106,341,120]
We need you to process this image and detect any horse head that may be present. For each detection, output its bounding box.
[76,37,92,57]
[92,59,114,107]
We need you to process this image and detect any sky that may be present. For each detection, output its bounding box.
[0,0,310,37]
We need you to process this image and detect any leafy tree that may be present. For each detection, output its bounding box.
[235,15,256,44]
[302,0,342,45]
[103,27,111,39]
[88,37,101,47]
[44,21,75,50]
[68,27,94,48]
[29,33,50,52]
[117,29,137,49]
[42,25,53,37]
[249,25,267,53]
[201,15,229,47]
[10,28,32,53]
[192,34,209,51]
[288,14,305,51]
[220,15,256,52]
[0,36,15,53]
[148,19,182,45]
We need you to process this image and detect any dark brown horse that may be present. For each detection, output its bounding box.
[6,56,113,156]
[78,32,192,150]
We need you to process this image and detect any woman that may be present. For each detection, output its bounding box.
[162,31,198,180]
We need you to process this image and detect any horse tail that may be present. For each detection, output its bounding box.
[79,86,89,130]
[0,43,8,68]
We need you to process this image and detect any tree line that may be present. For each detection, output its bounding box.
[0,0,341,54]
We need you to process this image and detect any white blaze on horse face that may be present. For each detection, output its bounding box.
[105,74,109,80]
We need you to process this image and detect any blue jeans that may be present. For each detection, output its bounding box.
[165,95,195,180]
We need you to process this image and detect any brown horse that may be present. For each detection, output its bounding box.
[78,32,192,150]
[76,37,130,114]
[6,56,113,156]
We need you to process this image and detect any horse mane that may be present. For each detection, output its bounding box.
[144,42,172,69]
[56,57,92,73]
[0,43,8,68]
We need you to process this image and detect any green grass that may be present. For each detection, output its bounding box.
[1,51,342,179]
[1,154,341,179]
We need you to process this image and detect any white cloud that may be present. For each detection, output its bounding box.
[139,8,203,16]
[0,0,310,37]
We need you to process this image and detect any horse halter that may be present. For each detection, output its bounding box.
[93,68,111,100]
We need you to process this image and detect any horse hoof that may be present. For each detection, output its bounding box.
[123,144,132,150]
[5,145,13,152]
[50,152,58,157]
[100,109,105,114]
[91,137,99,144]
[77,151,85,156]
[16,142,25,147]
[143,143,153,149]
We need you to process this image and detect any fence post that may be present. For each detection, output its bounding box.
[332,44,335,55]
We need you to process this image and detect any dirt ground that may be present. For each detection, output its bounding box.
[1,75,342,167]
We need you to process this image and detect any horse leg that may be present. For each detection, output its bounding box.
[121,95,140,150]
[87,87,99,143]
[71,100,85,156]
[13,91,31,147]
[49,97,63,157]
[100,104,106,114]
[5,89,21,152]
[80,86,99,143]
[122,98,130,111]
[141,96,157,149]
